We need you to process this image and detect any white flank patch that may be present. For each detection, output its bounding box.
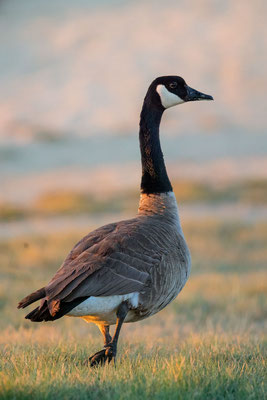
[156,84,184,108]
[67,292,139,317]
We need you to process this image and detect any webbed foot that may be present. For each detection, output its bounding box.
[88,344,116,367]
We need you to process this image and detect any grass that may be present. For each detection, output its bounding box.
[1,335,265,400]
[0,219,266,399]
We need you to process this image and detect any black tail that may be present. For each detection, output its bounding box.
[25,297,88,322]
[25,300,60,322]
[17,287,46,309]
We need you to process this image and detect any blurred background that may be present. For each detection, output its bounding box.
[1,0,267,230]
[0,0,266,347]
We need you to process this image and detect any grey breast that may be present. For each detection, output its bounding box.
[133,193,191,319]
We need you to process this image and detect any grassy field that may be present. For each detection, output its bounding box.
[0,218,266,399]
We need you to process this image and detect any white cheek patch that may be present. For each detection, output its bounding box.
[156,84,184,109]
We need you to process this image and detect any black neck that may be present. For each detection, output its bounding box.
[139,100,172,194]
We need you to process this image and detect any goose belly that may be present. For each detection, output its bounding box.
[66,292,139,325]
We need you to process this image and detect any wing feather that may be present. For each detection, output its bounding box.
[43,219,158,315]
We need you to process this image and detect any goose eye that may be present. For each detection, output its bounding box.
[169,82,177,89]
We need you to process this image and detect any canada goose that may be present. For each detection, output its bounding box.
[18,76,213,366]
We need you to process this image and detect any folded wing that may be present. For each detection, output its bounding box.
[39,218,160,318]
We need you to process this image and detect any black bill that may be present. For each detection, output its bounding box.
[185,86,213,102]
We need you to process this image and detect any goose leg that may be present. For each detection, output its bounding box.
[99,324,112,346]
[89,301,129,367]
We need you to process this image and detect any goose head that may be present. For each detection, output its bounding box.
[147,76,213,110]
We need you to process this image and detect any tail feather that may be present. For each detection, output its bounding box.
[25,301,54,322]
[25,306,47,322]
[25,297,88,322]
[17,287,46,309]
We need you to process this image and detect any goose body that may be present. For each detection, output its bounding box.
[18,76,213,366]
[67,192,190,325]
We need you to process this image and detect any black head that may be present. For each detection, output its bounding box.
[146,76,213,109]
